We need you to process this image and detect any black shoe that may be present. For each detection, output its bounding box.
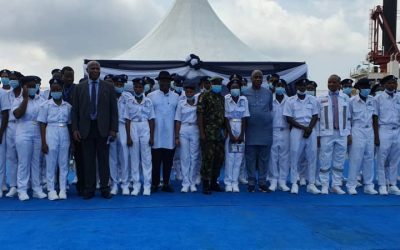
[101,191,112,199]
[151,185,158,193]
[259,185,271,193]
[161,185,174,193]
[202,181,211,195]
[247,185,256,193]
[83,191,95,200]
[210,182,222,192]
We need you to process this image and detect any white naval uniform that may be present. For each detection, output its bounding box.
[270,95,290,185]
[346,95,376,189]
[6,91,21,189]
[109,92,131,190]
[124,95,156,191]
[172,91,187,181]
[0,89,11,192]
[224,94,250,188]
[12,94,45,194]
[37,99,71,193]
[175,97,200,188]
[283,94,319,184]
[375,91,400,186]
[317,92,350,188]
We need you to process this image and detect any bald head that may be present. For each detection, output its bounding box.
[251,70,263,89]
[86,61,101,80]
[328,74,341,92]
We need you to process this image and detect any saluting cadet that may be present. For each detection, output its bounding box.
[269,79,290,192]
[341,79,354,98]
[223,78,249,193]
[374,75,400,195]
[346,78,378,195]
[197,76,225,195]
[125,78,155,196]
[109,75,131,196]
[174,81,200,193]
[318,75,351,195]
[5,71,23,198]
[283,79,320,194]
[13,76,46,201]
[37,79,72,200]
[0,71,11,197]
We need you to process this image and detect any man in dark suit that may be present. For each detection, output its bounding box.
[71,61,118,199]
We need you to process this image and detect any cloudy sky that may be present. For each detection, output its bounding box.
[1,0,392,89]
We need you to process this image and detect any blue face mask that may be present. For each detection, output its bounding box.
[241,86,248,93]
[306,90,316,96]
[297,90,306,96]
[51,91,63,100]
[1,77,10,86]
[375,90,383,96]
[343,87,352,95]
[360,88,371,97]
[211,85,222,94]
[35,83,40,92]
[28,88,37,97]
[230,89,240,97]
[144,84,151,93]
[275,87,286,95]
[10,80,19,89]
[114,86,124,94]
[134,92,143,98]
[175,86,183,94]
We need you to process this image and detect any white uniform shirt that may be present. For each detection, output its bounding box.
[37,99,72,124]
[375,91,400,127]
[224,94,250,120]
[283,94,319,126]
[147,90,179,149]
[124,96,155,122]
[349,95,377,129]
[0,89,11,121]
[12,94,45,137]
[175,99,198,124]
[117,92,132,124]
[8,91,21,122]
[272,95,289,129]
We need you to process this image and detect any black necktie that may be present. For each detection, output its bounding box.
[91,81,97,117]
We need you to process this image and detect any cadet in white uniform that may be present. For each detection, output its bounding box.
[223,79,250,192]
[174,82,200,193]
[37,79,72,200]
[12,76,46,201]
[125,78,155,196]
[269,79,290,192]
[374,75,400,195]
[172,74,185,182]
[318,75,351,195]
[346,78,378,195]
[109,75,131,196]
[283,79,320,194]
[0,78,10,198]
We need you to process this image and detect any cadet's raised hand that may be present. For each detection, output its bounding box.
[22,85,29,99]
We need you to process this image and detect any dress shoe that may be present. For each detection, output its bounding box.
[58,190,67,200]
[151,185,158,193]
[259,185,271,193]
[210,182,222,192]
[48,191,59,201]
[83,192,95,200]
[162,185,174,193]
[247,185,256,193]
[101,191,112,199]
[202,181,211,195]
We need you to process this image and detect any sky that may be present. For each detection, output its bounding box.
[1,0,393,89]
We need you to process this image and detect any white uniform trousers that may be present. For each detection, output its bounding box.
[289,128,317,184]
[173,147,182,180]
[15,122,42,193]
[224,119,244,187]
[6,122,18,188]
[45,124,70,192]
[129,121,152,190]
[179,124,200,187]
[0,124,6,190]
[377,126,400,186]
[347,126,374,189]
[319,130,347,187]
[270,128,290,183]
[109,122,129,189]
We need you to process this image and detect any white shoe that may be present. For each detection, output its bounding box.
[181,186,189,193]
[269,181,277,192]
[388,185,400,195]
[48,191,59,201]
[131,188,140,196]
[239,177,248,184]
[33,191,47,199]
[110,185,118,195]
[321,186,329,195]
[307,184,320,194]
[190,184,197,192]
[331,185,345,195]
[291,184,299,194]
[195,176,201,185]
[278,182,290,192]
[18,192,30,201]
[58,190,67,200]
[364,185,378,195]
[232,185,240,193]
[143,188,151,196]
[299,178,307,186]
[6,187,17,197]
[347,187,357,195]
[225,185,233,192]
[122,187,130,196]
[356,181,363,188]
[379,185,388,195]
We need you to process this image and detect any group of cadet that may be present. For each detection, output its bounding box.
[0,60,399,202]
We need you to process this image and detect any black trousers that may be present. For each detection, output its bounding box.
[81,121,110,194]
[151,148,175,187]
[73,141,85,194]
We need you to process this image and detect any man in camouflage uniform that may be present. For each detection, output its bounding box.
[197,76,225,195]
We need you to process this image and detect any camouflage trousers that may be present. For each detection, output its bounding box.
[200,140,225,181]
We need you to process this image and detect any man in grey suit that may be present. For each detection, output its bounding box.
[71,61,118,199]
